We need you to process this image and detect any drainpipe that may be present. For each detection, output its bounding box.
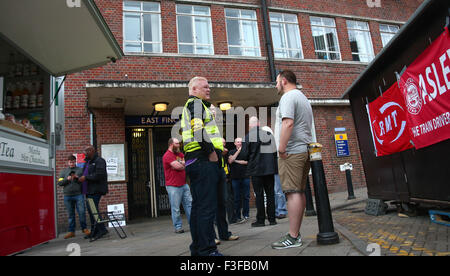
[87,104,97,150]
[261,0,276,82]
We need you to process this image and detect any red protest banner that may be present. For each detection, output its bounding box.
[400,27,450,149]
[367,84,413,157]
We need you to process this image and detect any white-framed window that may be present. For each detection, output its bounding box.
[225,8,260,57]
[379,24,399,47]
[310,16,341,61]
[270,12,303,59]
[123,1,162,53]
[347,20,374,62]
[176,4,214,55]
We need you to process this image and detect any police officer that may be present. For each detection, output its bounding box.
[181,76,224,256]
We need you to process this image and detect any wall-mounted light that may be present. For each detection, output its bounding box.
[132,128,145,138]
[153,102,168,112]
[219,102,232,111]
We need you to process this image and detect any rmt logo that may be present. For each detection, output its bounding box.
[67,0,81,8]
[367,0,381,8]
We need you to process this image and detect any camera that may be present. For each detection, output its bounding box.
[69,171,78,179]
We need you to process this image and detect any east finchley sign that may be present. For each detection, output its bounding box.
[125,116,178,126]
[367,27,450,156]
[0,137,49,167]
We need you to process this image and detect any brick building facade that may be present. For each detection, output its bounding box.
[55,0,422,231]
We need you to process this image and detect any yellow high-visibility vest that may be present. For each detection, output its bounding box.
[181,97,223,155]
[224,162,229,174]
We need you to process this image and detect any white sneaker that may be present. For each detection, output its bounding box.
[271,233,303,249]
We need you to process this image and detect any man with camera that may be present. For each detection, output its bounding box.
[58,155,90,239]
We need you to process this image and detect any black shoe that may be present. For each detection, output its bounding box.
[269,221,277,225]
[251,221,265,227]
[90,230,108,242]
[276,214,286,219]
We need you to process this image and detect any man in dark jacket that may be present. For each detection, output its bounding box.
[78,145,108,241]
[58,155,90,239]
[241,116,278,227]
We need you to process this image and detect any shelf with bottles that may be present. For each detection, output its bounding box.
[0,50,48,139]
[5,51,41,80]
[4,80,45,112]
[2,50,45,109]
[2,79,46,139]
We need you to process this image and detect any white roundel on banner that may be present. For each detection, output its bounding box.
[403,78,423,115]
[371,101,408,145]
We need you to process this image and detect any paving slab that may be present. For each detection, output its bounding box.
[18,188,368,256]
[333,201,450,256]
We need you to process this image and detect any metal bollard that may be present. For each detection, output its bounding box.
[308,143,340,245]
[305,177,317,216]
[341,163,356,200]
[345,163,356,200]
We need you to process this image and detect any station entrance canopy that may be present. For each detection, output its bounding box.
[86,81,280,115]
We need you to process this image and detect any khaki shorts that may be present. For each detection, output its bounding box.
[278,152,310,193]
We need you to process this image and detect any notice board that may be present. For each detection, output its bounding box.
[100,143,127,183]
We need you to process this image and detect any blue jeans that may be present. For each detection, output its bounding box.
[274,174,287,216]
[166,184,192,231]
[231,178,250,219]
[185,159,220,256]
[63,194,87,232]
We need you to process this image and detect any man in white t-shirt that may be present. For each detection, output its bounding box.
[272,70,313,250]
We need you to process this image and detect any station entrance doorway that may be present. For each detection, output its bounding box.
[126,126,173,220]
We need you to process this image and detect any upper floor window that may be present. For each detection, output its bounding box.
[379,24,399,47]
[347,20,374,62]
[176,4,214,55]
[310,16,341,61]
[123,1,162,53]
[270,12,303,59]
[225,8,260,57]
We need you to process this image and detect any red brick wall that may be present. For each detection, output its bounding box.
[275,61,366,98]
[312,106,366,193]
[93,108,128,220]
[56,0,423,228]
[269,0,422,21]
[56,73,91,231]
[56,79,128,232]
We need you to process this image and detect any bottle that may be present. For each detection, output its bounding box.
[21,81,29,109]
[37,81,44,108]
[13,82,21,109]
[29,82,37,109]
[5,84,13,110]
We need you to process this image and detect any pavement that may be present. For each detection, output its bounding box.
[333,201,450,256]
[17,186,450,257]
